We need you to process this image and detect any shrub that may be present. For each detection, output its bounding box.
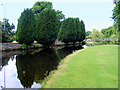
[18,44,29,50]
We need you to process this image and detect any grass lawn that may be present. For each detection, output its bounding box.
[44,45,118,88]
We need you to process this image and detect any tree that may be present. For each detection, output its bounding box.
[32,1,65,40]
[2,19,15,36]
[16,9,35,45]
[36,8,60,46]
[113,1,120,23]
[101,26,117,37]
[92,29,104,42]
[80,20,86,41]
[1,19,15,42]
[112,1,120,44]
[56,10,65,21]
[32,1,53,14]
[32,1,65,21]
[75,18,81,43]
[58,18,77,45]
[58,18,86,45]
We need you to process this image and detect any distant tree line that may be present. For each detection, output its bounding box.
[101,26,118,38]
[85,0,119,44]
[15,1,86,47]
[86,26,118,43]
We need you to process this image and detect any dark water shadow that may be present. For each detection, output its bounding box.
[56,45,83,60]
[16,48,59,88]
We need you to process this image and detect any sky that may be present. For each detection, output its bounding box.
[0,0,115,32]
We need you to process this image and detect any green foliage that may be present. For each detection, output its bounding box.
[58,18,86,44]
[101,26,117,38]
[58,18,77,44]
[56,10,65,21]
[86,35,92,39]
[32,1,53,14]
[92,29,104,42]
[18,44,29,50]
[2,19,15,36]
[36,8,60,46]
[32,1,65,43]
[86,31,91,36]
[33,44,41,48]
[16,8,35,45]
[112,2,120,44]
[80,20,86,41]
[1,19,15,42]
[93,42,106,45]
[113,2,120,24]
[32,1,65,21]
[75,18,81,42]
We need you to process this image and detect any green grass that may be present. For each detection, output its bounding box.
[44,45,118,88]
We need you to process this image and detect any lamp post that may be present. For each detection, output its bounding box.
[1,2,6,88]
[1,3,5,31]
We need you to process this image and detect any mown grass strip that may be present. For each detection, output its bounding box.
[43,45,118,88]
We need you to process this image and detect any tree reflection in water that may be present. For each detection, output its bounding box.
[16,48,59,88]
[16,53,35,88]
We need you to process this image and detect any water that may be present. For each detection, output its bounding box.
[0,46,84,89]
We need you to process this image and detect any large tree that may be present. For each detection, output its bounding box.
[32,1,65,21]
[32,1,65,40]
[58,18,86,45]
[16,8,35,45]
[36,8,60,46]
[58,18,77,44]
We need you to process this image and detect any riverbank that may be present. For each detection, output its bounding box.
[2,42,65,51]
[43,45,118,88]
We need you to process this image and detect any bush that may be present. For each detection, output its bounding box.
[18,44,29,50]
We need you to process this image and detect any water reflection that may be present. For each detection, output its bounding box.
[16,53,36,88]
[16,48,59,88]
[34,48,59,83]
[1,46,84,88]
[57,46,83,60]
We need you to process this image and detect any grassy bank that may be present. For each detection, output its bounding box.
[43,45,118,88]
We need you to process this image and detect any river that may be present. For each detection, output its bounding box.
[0,45,84,89]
